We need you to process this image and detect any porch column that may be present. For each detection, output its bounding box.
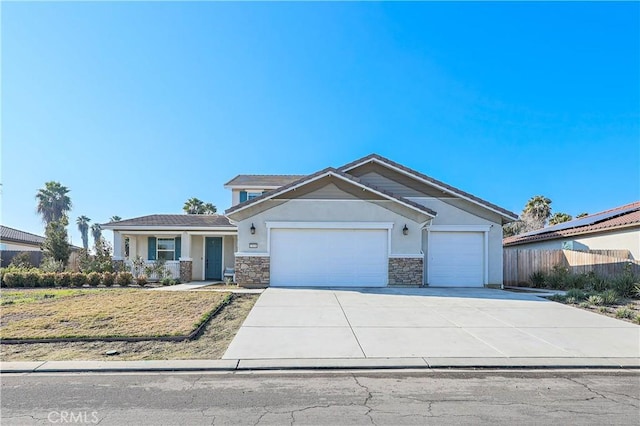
[179,232,192,283]
[112,231,125,272]
[129,237,137,259]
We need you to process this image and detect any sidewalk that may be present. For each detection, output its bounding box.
[2,357,638,373]
[150,281,263,293]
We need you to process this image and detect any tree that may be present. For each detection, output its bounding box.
[42,220,71,265]
[110,215,122,222]
[549,212,573,225]
[183,198,217,214]
[36,181,72,225]
[576,212,589,218]
[91,223,102,247]
[76,216,91,250]
[521,195,552,231]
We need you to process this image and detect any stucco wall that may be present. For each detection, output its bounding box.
[1,242,41,251]
[223,236,236,269]
[191,236,204,280]
[505,228,640,260]
[234,199,427,256]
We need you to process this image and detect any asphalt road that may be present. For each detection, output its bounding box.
[2,370,639,425]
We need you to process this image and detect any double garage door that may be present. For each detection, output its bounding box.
[270,228,388,287]
[269,228,485,287]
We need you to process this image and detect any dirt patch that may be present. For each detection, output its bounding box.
[0,294,258,361]
[566,298,640,324]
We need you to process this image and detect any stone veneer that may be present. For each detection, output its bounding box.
[235,256,270,287]
[179,260,192,283]
[388,257,423,286]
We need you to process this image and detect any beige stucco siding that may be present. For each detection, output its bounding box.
[235,199,427,255]
[1,242,41,251]
[505,228,640,259]
[223,236,235,269]
[191,236,204,280]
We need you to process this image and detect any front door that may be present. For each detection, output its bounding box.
[205,237,223,280]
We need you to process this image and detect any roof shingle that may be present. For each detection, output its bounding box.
[224,175,306,188]
[0,226,45,246]
[102,214,234,228]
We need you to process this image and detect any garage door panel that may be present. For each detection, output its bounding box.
[270,229,388,287]
[429,231,484,287]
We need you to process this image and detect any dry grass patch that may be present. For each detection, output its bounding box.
[1,294,258,361]
[0,289,231,339]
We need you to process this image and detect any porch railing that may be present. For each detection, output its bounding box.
[124,260,180,282]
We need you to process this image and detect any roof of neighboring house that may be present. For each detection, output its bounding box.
[101,214,235,229]
[503,201,640,246]
[225,167,438,218]
[224,175,307,188]
[0,225,45,246]
[340,153,519,221]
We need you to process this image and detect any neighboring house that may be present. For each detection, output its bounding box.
[104,154,517,288]
[0,225,46,252]
[503,201,640,259]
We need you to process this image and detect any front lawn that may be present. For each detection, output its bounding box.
[0,289,231,340]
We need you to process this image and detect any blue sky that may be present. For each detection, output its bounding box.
[2,2,639,247]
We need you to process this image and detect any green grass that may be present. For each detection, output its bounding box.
[0,289,95,306]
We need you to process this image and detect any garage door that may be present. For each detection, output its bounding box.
[270,228,388,287]
[429,231,484,287]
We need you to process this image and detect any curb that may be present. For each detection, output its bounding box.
[2,357,638,374]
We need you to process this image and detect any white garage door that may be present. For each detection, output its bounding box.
[270,228,388,287]
[429,231,484,287]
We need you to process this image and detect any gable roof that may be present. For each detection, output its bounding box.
[1,225,45,246]
[340,153,518,222]
[101,214,235,229]
[224,175,306,188]
[503,201,640,246]
[225,167,438,218]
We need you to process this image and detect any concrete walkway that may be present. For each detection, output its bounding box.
[223,287,640,361]
[150,281,263,293]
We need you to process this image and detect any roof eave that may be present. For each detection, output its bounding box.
[503,222,640,246]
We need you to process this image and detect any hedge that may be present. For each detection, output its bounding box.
[0,269,141,288]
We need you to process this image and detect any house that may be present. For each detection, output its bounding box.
[1,225,46,252]
[103,154,518,287]
[503,201,640,259]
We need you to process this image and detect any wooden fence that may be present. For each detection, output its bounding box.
[504,249,640,286]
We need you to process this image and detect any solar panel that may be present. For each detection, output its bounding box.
[517,205,640,237]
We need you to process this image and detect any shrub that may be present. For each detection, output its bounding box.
[547,265,571,289]
[55,272,72,287]
[160,277,172,286]
[584,271,609,293]
[547,294,566,303]
[615,307,635,320]
[40,272,56,288]
[136,275,148,287]
[70,272,87,288]
[40,257,65,273]
[24,270,41,287]
[102,272,115,287]
[9,252,35,269]
[578,301,591,308]
[87,272,101,287]
[565,289,586,301]
[116,272,133,287]
[613,274,638,298]
[587,295,604,306]
[3,271,20,288]
[565,297,576,304]
[600,289,619,305]
[529,271,546,288]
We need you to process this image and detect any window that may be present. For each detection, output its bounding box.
[157,238,175,261]
[247,192,262,200]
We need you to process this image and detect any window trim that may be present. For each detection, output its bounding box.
[247,191,262,201]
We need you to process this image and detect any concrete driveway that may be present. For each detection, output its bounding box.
[222,287,640,361]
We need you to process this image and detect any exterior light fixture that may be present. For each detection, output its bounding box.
[402,224,409,235]
[250,223,256,235]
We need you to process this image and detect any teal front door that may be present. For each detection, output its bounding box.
[205,237,223,280]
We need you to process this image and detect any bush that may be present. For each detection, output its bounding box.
[102,272,115,287]
[600,289,619,305]
[71,272,87,287]
[55,272,72,287]
[613,274,638,298]
[547,265,571,290]
[9,252,35,269]
[40,272,56,288]
[584,272,610,293]
[565,289,586,301]
[587,295,604,306]
[529,271,546,288]
[87,272,101,287]
[24,270,41,287]
[136,275,148,287]
[116,272,133,287]
[2,271,21,288]
[615,307,635,320]
[160,277,173,286]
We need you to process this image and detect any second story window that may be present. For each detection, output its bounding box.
[247,192,262,201]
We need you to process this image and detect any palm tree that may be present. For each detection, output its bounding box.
[76,216,91,250]
[110,215,122,222]
[576,212,589,218]
[91,223,102,246]
[203,203,217,215]
[549,212,573,226]
[522,195,552,231]
[36,181,72,225]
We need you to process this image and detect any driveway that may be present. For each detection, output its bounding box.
[222,287,640,360]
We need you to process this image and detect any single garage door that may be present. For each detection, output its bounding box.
[270,228,388,287]
[429,231,484,287]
